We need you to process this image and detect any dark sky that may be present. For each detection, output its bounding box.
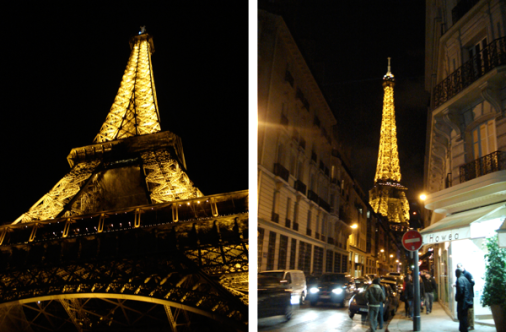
[2,3,248,224]
[260,0,430,202]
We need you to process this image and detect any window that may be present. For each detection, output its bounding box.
[473,119,496,159]
[298,241,312,276]
[258,228,265,269]
[289,239,297,269]
[468,37,488,77]
[277,143,285,166]
[326,250,333,272]
[266,231,277,270]
[313,246,323,274]
[334,253,341,273]
[278,235,288,270]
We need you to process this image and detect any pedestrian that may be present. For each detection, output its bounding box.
[456,269,473,332]
[457,263,475,330]
[404,274,414,319]
[422,271,437,314]
[418,274,426,313]
[377,280,387,330]
[365,277,386,332]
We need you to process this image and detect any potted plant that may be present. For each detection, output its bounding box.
[481,236,506,331]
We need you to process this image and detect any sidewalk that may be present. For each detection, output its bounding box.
[387,301,497,332]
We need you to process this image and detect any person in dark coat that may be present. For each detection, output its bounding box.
[404,275,414,319]
[366,278,386,332]
[457,263,475,330]
[422,271,437,314]
[456,269,473,332]
[418,275,426,312]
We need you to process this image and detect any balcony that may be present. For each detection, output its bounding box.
[296,88,310,111]
[433,37,506,108]
[299,138,306,150]
[451,0,479,25]
[285,218,291,228]
[318,197,331,212]
[315,232,320,239]
[307,190,319,204]
[294,179,306,195]
[272,212,279,223]
[459,151,506,183]
[306,228,312,236]
[293,222,299,231]
[284,69,294,87]
[327,237,334,245]
[273,163,290,182]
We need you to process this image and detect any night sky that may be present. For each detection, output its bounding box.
[2,3,248,224]
[260,1,430,203]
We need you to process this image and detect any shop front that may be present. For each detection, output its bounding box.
[421,200,505,323]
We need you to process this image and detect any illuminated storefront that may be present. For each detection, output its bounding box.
[421,194,505,322]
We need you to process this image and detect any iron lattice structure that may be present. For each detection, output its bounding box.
[94,33,161,143]
[369,58,410,224]
[2,30,248,332]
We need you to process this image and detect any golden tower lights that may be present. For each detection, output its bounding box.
[369,58,410,223]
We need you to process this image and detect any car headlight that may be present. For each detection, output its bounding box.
[358,288,365,293]
[332,288,343,295]
[309,287,319,294]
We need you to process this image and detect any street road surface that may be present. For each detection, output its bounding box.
[258,302,390,332]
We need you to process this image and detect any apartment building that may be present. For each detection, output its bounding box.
[257,10,372,278]
[422,0,505,323]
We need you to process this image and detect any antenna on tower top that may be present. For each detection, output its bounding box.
[384,57,394,81]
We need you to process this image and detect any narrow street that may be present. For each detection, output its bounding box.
[258,302,393,332]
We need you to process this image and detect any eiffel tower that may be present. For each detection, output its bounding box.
[369,58,410,230]
[0,28,249,332]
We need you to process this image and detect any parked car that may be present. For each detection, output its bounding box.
[259,270,307,304]
[306,273,355,307]
[353,277,371,291]
[381,275,403,297]
[348,283,399,320]
[258,274,293,321]
[386,272,404,280]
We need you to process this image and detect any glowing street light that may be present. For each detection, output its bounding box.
[380,249,384,252]
[390,254,394,258]
[420,194,427,201]
[351,224,358,229]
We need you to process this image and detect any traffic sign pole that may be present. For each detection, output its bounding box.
[413,250,421,332]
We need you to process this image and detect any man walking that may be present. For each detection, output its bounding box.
[457,263,475,330]
[456,269,473,332]
[365,278,386,331]
[422,271,437,314]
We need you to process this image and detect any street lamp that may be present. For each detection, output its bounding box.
[351,224,358,229]
[380,249,384,252]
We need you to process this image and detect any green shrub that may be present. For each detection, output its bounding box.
[480,236,506,308]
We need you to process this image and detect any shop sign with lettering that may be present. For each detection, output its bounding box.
[422,226,470,244]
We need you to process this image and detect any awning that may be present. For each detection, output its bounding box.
[421,201,506,245]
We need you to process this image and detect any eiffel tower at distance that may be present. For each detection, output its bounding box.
[0,28,249,332]
[369,58,410,232]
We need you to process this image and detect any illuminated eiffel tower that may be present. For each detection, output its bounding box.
[0,28,248,332]
[369,58,410,226]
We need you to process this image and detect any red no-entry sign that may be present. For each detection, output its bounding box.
[402,230,423,251]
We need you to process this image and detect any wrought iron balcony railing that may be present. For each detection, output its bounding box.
[273,163,290,182]
[459,151,506,183]
[433,37,506,108]
[307,190,319,204]
[318,197,331,212]
[294,180,306,195]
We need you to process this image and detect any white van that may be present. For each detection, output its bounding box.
[259,270,307,305]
